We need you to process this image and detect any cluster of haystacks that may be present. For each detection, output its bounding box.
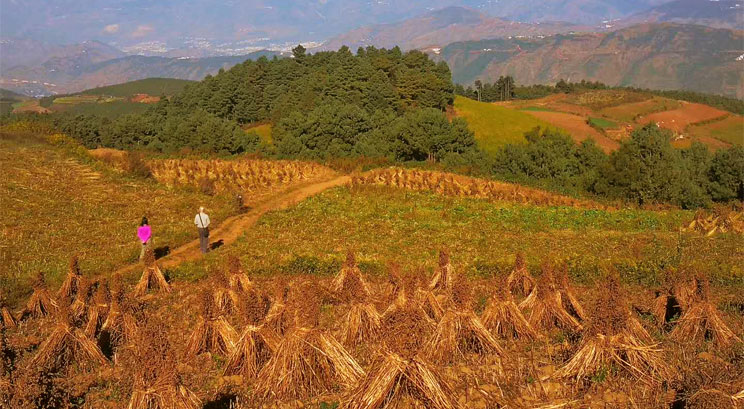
[29,299,108,372]
[553,273,671,385]
[133,249,171,297]
[4,249,740,408]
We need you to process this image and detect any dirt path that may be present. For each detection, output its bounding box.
[114,175,351,276]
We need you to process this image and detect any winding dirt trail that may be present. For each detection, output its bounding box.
[114,175,351,276]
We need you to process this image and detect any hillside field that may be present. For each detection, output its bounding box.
[453,96,555,153]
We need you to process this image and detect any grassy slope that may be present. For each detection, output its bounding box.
[174,185,743,287]
[687,115,744,147]
[51,100,150,118]
[0,132,233,305]
[78,78,195,97]
[454,96,556,154]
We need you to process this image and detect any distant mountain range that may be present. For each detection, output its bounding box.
[320,7,586,51]
[622,0,743,29]
[0,50,286,96]
[434,24,744,98]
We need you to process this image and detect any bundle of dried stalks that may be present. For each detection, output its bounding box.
[520,264,582,334]
[556,264,587,322]
[211,271,238,315]
[70,275,92,321]
[22,272,58,319]
[381,295,436,358]
[340,352,456,409]
[652,271,695,327]
[482,284,537,340]
[0,291,16,329]
[223,325,278,379]
[255,327,364,400]
[507,253,535,297]
[226,255,252,292]
[332,251,371,302]
[186,290,238,356]
[341,303,382,347]
[424,310,502,364]
[238,284,272,326]
[670,278,742,347]
[126,317,201,409]
[133,249,171,297]
[415,289,446,322]
[429,250,454,292]
[85,281,110,338]
[58,255,82,299]
[553,273,670,385]
[101,276,140,351]
[30,300,108,371]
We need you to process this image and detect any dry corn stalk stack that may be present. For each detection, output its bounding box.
[211,270,238,315]
[381,293,436,358]
[429,250,454,292]
[70,275,92,321]
[553,273,671,385]
[556,264,588,322]
[341,303,382,347]
[670,278,742,347]
[126,318,201,409]
[22,271,58,319]
[332,251,372,302]
[85,281,111,338]
[424,310,503,364]
[133,249,171,297]
[255,327,364,401]
[101,274,140,354]
[340,352,456,409]
[58,255,82,299]
[223,325,279,379]
[186,290,238,356]
[147,158,333,195]
[482,283,537,340]
[226,255,252,292]
[520,264,583,334]
[30,299,109,372]
[507,253,535,297]
[682,209,744,236]
[352,168,603,208]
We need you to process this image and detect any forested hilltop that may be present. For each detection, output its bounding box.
[55,46,476,162]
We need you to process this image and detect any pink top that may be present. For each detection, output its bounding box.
[137,225,151,244]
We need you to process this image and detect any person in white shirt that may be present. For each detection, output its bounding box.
[194,207,211,254]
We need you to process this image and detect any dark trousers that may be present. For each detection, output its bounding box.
[198,228,209,253]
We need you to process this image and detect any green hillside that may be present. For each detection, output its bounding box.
[78,78,195,97]
[453,96,555,153]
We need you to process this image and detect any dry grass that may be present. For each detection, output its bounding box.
[507,253,535,298]
[332,251,372,302]
[255,327,364,400]
[340,352,456,409]
[58,255,82,300]
[21,272,58,320]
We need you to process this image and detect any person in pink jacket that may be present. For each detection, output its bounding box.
[137,217,152,260]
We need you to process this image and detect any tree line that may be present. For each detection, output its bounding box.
[456,78,744,115]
